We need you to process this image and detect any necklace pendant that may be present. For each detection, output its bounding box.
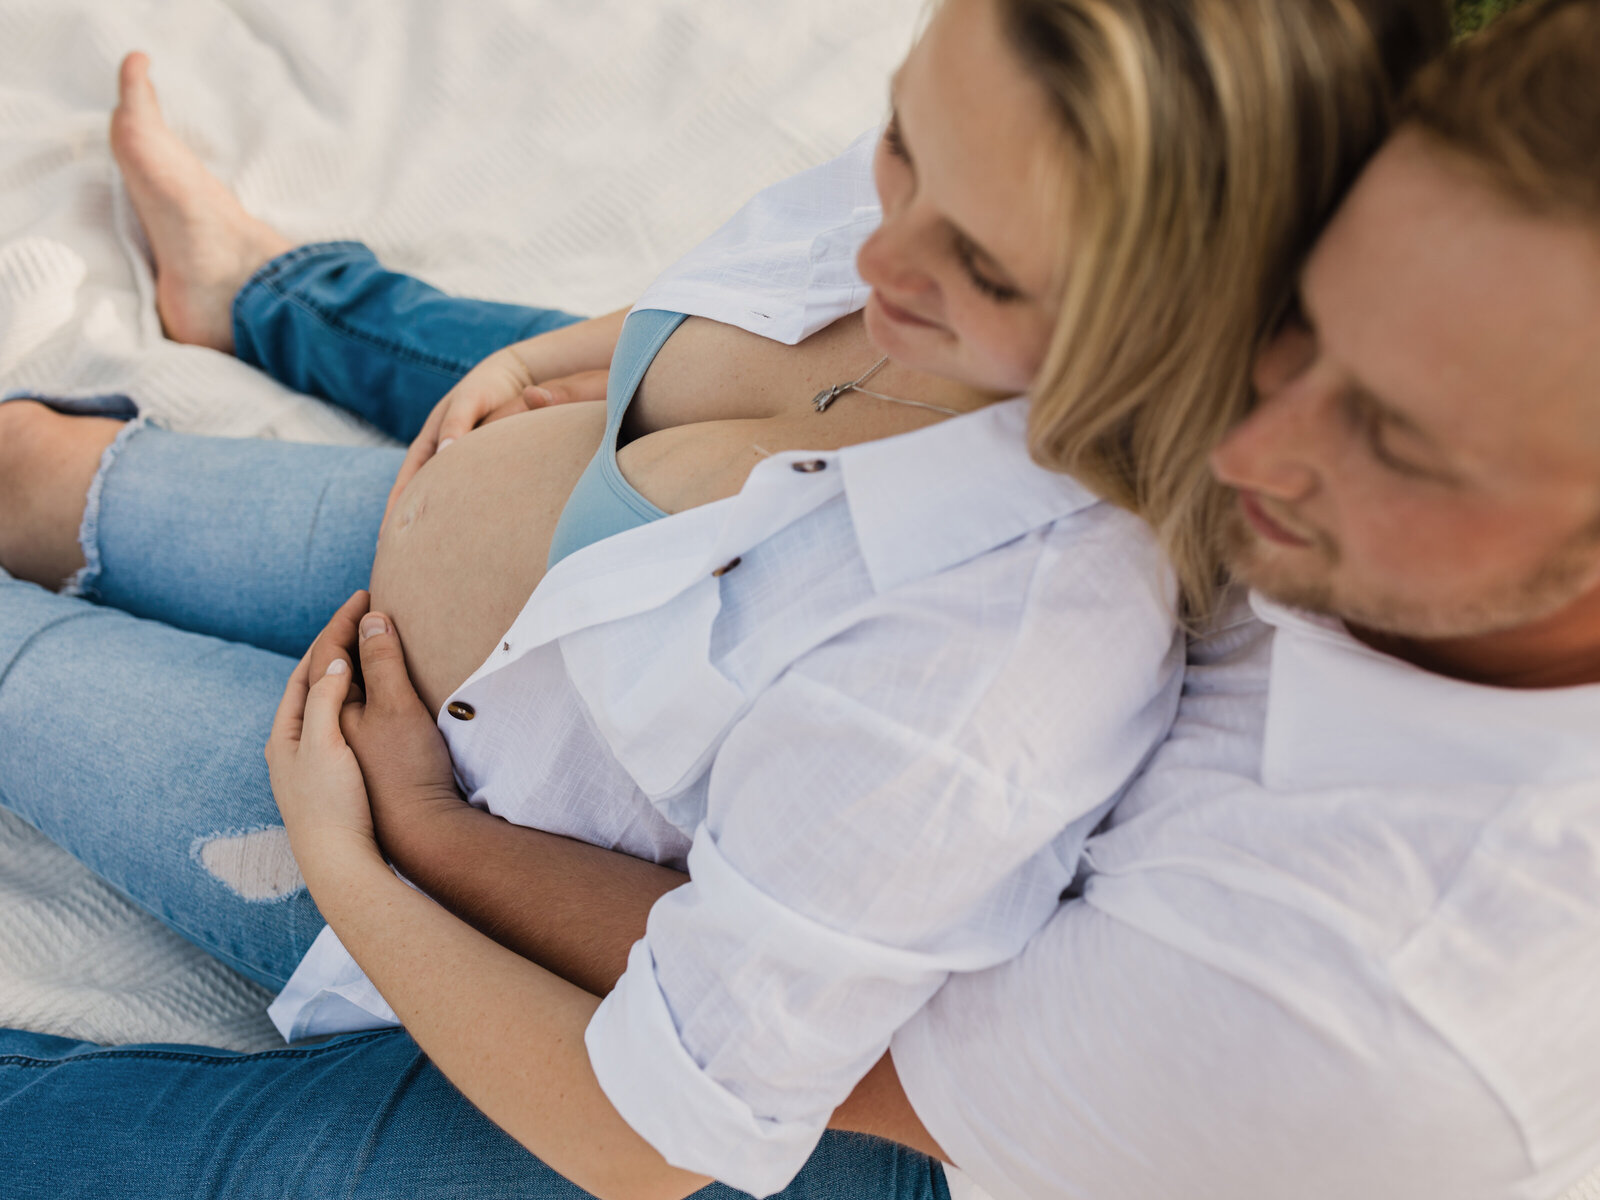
[813,384,847,413]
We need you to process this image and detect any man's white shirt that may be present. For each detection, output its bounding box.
[893,592,1600,1200]
[271,129,1182,1196]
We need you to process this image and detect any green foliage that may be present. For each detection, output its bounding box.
[1453,0,1528,36]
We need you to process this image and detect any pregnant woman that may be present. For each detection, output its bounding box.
[0,0,1447,1197]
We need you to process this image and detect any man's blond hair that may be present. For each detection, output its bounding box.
[1410,0,1600,220]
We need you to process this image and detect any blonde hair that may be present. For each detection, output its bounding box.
[1003,0,1449,620]
[1408,0,1600,221]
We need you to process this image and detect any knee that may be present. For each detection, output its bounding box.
[0,401,57,494]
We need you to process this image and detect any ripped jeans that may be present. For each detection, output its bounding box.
[0,243,945,1200]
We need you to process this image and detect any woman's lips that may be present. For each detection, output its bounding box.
[872,290,942,330]
[1238,490,1313,548]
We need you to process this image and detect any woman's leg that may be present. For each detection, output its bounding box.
[111,54,584,444]
[0,402,401,657]
[0,567,323,988]
[0,1027,948,1200]
[230,242,584,443]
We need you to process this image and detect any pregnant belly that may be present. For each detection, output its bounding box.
[368,400,607,718]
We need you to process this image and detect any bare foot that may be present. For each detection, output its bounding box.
[109,52,292,353]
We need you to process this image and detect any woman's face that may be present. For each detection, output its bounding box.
[858,0,1068,397]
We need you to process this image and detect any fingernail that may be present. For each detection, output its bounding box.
[326,659,349,676]
[531,387,553,403]
[438,437,455,451]
[360,614,388,641]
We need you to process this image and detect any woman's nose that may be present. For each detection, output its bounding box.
[857,207,939,298]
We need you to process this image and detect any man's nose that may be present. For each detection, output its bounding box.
[1210,368,1328,502]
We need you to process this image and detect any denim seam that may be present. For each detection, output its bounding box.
[0,1030,400,1068]
[342,1041,430,1200]
[61,416,148,601]
[241,243,483,378]
[263,282,478,377]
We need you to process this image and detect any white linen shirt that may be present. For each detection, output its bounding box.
[270,130,1183,1196]
[892,592,1600,1200]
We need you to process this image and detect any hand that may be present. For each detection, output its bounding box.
[382,351,610,529]
[305,590,465,859]
[266,628,378,882]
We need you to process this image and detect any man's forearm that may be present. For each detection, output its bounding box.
[383,800,947,1160]
[381,799,684,996]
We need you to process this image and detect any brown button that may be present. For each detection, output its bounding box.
[446,701,477,721]
[711,557,742,578]
[792,459,828,473]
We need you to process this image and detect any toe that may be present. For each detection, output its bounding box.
[116,52,160,119]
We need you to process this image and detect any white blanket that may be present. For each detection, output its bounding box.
[0,0,921,1052]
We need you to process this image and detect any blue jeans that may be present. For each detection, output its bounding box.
[0,243,945,1200]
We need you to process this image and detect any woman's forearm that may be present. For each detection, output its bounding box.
[507,307,629,382]
[381,800,685,996]
[305,845,706,1200]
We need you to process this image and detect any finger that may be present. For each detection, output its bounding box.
[303,658,355,748]
[339,694,364,747]
[536,368,609,407]
[483,397,530,425]
[268,645,316,752]
[356,612,432,718]
[437,393,493,447]
[308,590,371,684]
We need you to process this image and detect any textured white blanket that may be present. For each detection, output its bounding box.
[0,0,921,1053]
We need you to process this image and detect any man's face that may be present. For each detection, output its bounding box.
[1210,131,1600,639]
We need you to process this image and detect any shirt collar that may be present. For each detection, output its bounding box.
[1253,592,1600,790]
[837,397,1101,593]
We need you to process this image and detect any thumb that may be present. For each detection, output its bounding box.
[356,613,428,717]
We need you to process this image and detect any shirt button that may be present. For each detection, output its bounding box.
[711,557,742,578]
[446,701,477,721]
[792,459,828,473]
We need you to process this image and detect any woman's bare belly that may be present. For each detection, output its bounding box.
[370,311,987,716]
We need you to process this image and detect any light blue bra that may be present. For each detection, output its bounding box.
[545,308,687,568]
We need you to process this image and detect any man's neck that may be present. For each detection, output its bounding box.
[1351,580,1600,689]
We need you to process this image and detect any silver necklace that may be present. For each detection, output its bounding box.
[811,356,963,416]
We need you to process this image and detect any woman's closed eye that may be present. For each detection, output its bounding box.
[955,235,1022,303]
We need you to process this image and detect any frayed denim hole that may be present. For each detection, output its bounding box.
[61,415,149,601]
[189,826,306,902]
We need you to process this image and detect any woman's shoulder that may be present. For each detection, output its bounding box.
[633,128,882,344]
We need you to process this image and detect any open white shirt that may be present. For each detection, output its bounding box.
[271,130,1183,1195]
[893,593,1600,1200]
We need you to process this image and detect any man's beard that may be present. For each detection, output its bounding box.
[1222,507,1600,640]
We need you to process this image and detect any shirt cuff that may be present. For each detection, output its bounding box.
[586,939,825,1199]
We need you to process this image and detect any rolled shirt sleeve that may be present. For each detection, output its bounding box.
[584,532,1182,1195]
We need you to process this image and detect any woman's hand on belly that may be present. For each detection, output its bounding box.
[384,354,610,531]
[370,399,608,717]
